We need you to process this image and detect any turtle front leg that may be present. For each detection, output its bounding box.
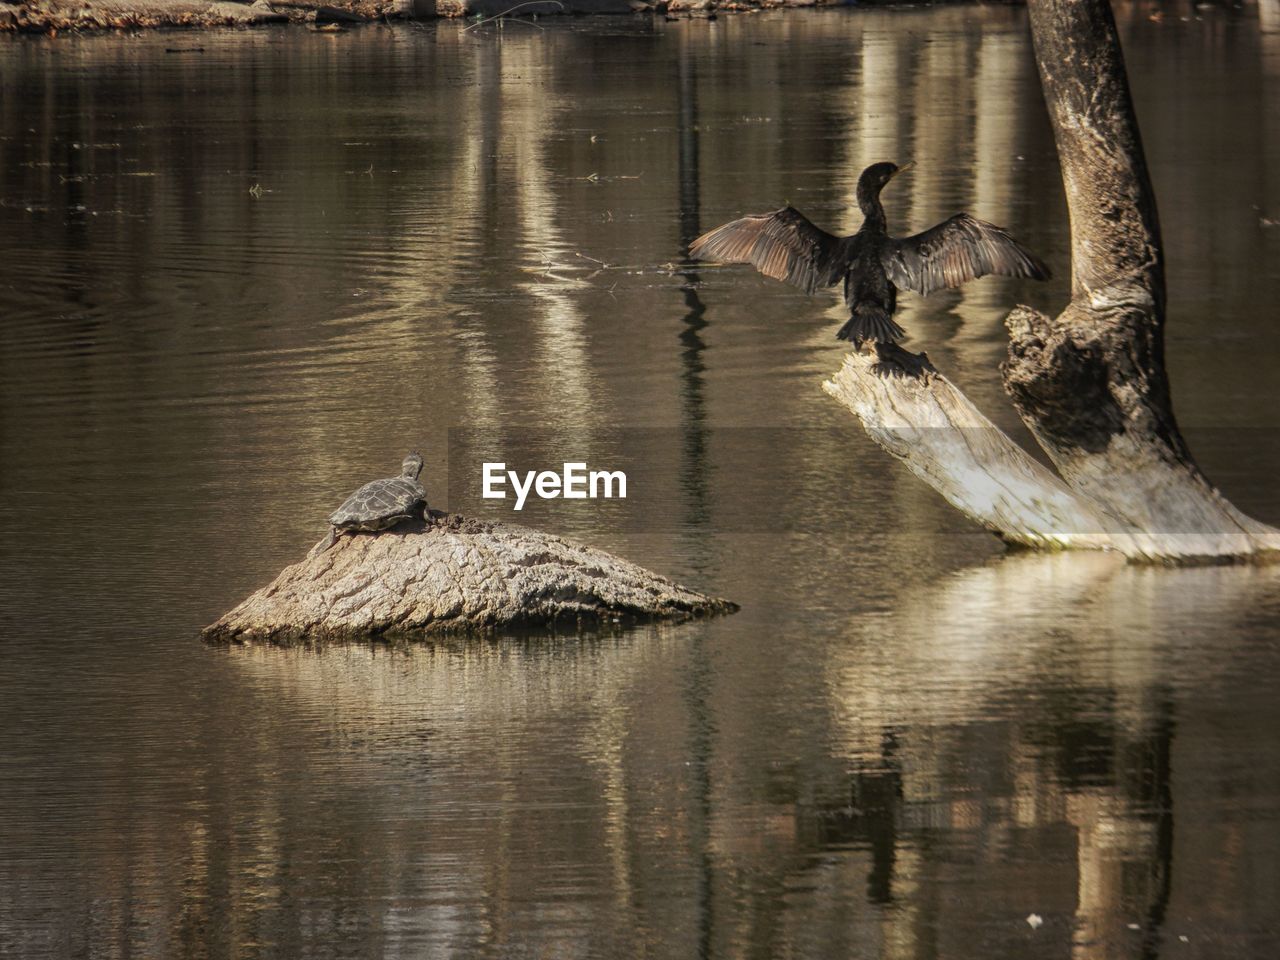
[310,527,339,558]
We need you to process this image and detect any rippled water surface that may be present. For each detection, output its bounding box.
[3,6,1280,958]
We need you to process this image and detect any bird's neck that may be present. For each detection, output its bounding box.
[857,190,887,229]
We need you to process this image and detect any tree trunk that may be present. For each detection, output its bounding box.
[825,0,1280,563]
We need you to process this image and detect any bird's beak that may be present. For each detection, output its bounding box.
[892,161,916,178]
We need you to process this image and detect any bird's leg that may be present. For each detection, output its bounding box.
[866,341,935,380]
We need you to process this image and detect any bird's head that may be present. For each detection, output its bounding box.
[856,161,913,213]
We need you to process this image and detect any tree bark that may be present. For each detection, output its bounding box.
[203,512,737,644]
[823,350,1114,552]
[825,0,1280,563]
[1004,0,1279,560]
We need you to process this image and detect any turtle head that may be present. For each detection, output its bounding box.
[401,451,425,480]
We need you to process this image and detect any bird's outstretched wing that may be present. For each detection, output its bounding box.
[881,213,1050,297]
[689,207,844,295]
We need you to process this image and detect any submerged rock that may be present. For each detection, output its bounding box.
[202,512,736,643]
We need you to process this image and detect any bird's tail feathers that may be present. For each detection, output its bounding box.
[836,307,905,344]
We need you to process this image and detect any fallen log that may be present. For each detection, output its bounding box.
[202,512,737,643]
[823,345,1114,553]
[824,345,1280,562]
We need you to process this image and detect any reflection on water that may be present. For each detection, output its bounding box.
[2,6,1280,958]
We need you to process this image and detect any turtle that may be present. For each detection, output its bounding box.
[313,452,429,555]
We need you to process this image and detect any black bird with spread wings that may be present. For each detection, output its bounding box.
[689,161,1050,344]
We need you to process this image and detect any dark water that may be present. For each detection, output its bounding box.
[3,6,1280,958]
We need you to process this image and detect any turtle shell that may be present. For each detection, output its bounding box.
[328,476,427,532]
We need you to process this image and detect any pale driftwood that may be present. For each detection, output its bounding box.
[823,349,1113,552]
[824,0,1280,564]
[824,344,1280,563]
[203,512,736,644]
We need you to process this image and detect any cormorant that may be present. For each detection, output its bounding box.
[689,162,1050,343]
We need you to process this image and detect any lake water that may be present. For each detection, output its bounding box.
[3,6,1280,958]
